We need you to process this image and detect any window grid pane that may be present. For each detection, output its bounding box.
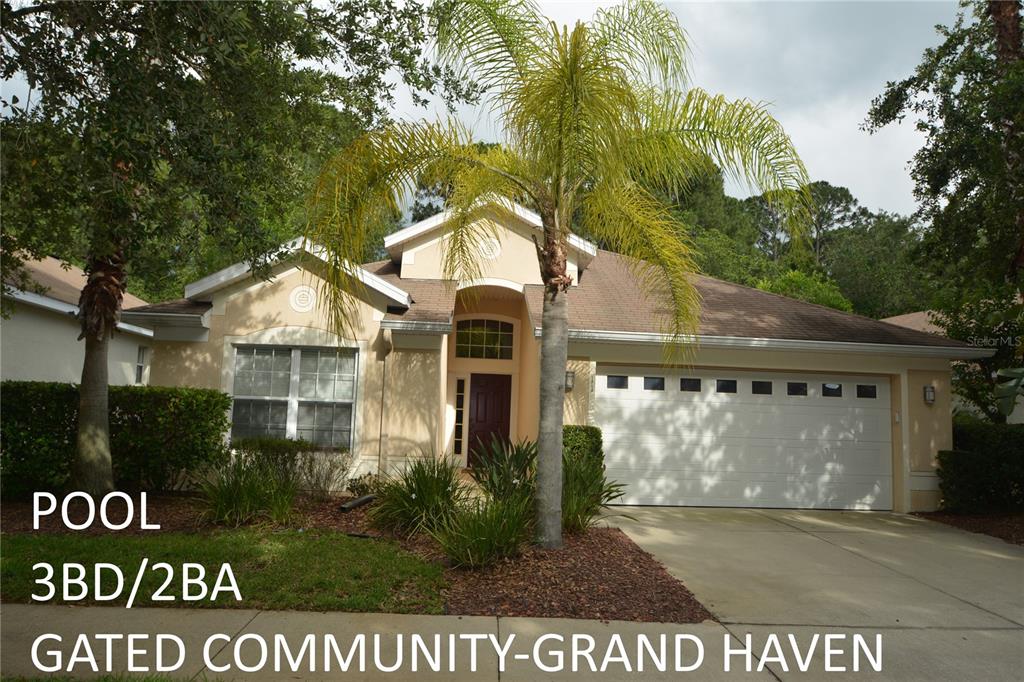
[231,346,356,450]
[233,347,292,398]
[230,399,289,440]
[455,319,514,359]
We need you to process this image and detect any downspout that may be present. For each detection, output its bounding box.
[377,329,394,476]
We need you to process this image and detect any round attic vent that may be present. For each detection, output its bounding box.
[289,284,316,313]
[479,237,501,260]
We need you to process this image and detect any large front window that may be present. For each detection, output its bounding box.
[230,346,356,449]
[455,319,513,359]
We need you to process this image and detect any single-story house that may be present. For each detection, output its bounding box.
[123,206,991,512]
[2,257,153,385]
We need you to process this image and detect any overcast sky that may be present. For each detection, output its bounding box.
[392,0,959,215]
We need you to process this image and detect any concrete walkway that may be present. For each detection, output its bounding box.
[614,507,1024,681]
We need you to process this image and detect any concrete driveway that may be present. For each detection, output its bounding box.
[614,507,1024,680]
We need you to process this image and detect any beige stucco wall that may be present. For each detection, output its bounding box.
[379,347,442,468]
[905,368,953,512]
[149,265,397,467]
[399,214,580,286]
[1,300,147,385]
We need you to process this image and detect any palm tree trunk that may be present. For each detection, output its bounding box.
[74,333,114,494]
[535,211,572,549]
[537,286,568,548]
[72,252,126,495]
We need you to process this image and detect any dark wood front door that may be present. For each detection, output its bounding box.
[468,373,512,466]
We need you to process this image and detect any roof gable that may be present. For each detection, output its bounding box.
[182,238,410,307]
[383,202,597,266]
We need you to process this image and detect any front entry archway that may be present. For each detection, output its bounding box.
[467,373,512,467]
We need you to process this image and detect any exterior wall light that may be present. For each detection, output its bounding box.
[565,370,575,392]
[923,385,936,405]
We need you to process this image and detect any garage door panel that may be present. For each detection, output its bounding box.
[614,471,891,510]
[596,405,891,443]
[595,366,893,510]
[603,435,891,474]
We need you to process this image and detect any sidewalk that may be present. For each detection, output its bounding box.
[1,604,752,681]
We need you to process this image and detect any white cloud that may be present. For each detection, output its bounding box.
[389,0,958,215]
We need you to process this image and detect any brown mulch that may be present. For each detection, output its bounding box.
[443,527,713,624]
[915,511,1024,546]
[3,494,712,623]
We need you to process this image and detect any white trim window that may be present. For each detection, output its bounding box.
[135,346,149,385]
[230,346,356,449]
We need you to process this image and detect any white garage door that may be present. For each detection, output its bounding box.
[594,366,893,510]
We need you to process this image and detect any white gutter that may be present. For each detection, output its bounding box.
[534,326,994,360]
[7,288,154,338]
[120,309,211,329]
[380,319,452,334]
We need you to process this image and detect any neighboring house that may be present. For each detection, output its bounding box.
[2,257,153,385]
[124,207,990,512]
[883,310,1023,424]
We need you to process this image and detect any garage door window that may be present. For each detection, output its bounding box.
[607,375,628,389]
[716,379,737,393]
[857,384,878,399]
[751,380,773,395]
[822,383,843,397]
[680,378,701,392]
[643,377,665,391]
[787,382,808,396]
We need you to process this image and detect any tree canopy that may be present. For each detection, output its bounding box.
[1,0,476,302]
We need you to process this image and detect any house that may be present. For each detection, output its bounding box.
[2,257,153,385]
[883,310,1022,424]
[123,207,990,512]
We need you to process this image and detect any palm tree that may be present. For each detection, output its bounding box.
[307,0,810,548]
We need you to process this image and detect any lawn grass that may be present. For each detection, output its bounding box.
[0,529,443,613]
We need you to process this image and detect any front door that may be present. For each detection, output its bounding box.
[468,373,512,467]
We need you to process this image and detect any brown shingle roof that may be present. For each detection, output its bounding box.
[363,260,456,324]
[881,310,941,335]
[7,256,148,308]
[521,250,967,348]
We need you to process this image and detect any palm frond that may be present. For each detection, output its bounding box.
[582,178,701,358]
[627,87,813,237]
[590,0,690,87]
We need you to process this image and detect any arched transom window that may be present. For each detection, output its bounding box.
[455,319,513,359]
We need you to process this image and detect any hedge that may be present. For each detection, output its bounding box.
[563,425,603,464]
[936,415,1024,512]
[1,381,231,497]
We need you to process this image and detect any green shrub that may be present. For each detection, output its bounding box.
[0,381,231,497]
[469,436,536,500]
[369,457,469,536]
[348,472,383,497]
[200,450,302,526]
[299,450,355,501]
[561,447,625,533]
[937,415,1024,512]
[563,425,603,465]
[432,494,533,568]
